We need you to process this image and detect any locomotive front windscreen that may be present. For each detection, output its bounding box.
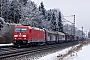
[15,28,27,32]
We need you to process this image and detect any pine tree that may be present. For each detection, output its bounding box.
[39,2,45,15]
[20,1,43,28]
[9,0,21,23]
[0,17,5,30]
[88,31,90,39]
[0,0,10,21]
[18,0,28,5]
[58,12,63,32]
[47,13,51,21]
[51,12,56,31]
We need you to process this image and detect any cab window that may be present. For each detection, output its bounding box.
[21,28,27,32]
[15,28,20,32]
[15,28,27,32]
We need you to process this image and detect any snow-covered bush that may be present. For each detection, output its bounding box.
[0,23,16,43]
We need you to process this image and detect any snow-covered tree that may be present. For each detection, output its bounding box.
[58,12,63,32]
[18,0,28,5]
[50,12,56,31]
[20,1,42,28]
[46,9,63,31]
[38,2,49,29]
[0,0,11,21]
[63,24,73,35]
[88,31,90,39]
[39,2,45,16]
[0,17,5,30]
[9,0,21,23]
[1,23,15,43]
[0,0,63,32]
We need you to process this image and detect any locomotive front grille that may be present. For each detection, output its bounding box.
[13,40,28,45]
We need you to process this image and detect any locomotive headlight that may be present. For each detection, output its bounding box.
[14,35,18,37]
[14,38,17,39]
[24,38,26,39]
[23,35,26,37]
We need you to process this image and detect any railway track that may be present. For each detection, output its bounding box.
[0,41,79,59]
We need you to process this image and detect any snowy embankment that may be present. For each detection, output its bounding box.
[0,43,13,46]
[37,43,82,60]
[64,41,90,60]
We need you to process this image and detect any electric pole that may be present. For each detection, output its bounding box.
[72,15,75,40]
[82,26,83,38]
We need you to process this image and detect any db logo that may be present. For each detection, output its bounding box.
[19,35,21,37]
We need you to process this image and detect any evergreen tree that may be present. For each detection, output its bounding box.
[9,0,21,23]
[58,12,63,32]
[51,12,56,31]
[47,13,51,21]
[0,17,5,30]
[0,0,10,21]
[20,1,42,28]
[39,2,49,29]
[88,31,90,39]
[18,0,28,5]
[39,2,45,15]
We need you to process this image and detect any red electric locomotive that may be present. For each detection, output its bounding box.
[13,26,45,45]
[13,26,66,46]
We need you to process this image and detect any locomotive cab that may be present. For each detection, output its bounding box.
[13,26,45,46]
[13,26,31,45]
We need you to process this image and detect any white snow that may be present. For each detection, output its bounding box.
[67,44,90,60]
[37,44,80,60]
[0,43,13,46]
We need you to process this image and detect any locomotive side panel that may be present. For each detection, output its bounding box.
[31,29,45,42]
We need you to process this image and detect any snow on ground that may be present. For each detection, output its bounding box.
[37,44,80,60]
[0,43,13,46]
[65,44,90,60]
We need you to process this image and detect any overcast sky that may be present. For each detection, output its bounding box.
[31,0,90,32]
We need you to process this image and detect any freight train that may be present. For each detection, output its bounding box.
[12,26,80,46]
